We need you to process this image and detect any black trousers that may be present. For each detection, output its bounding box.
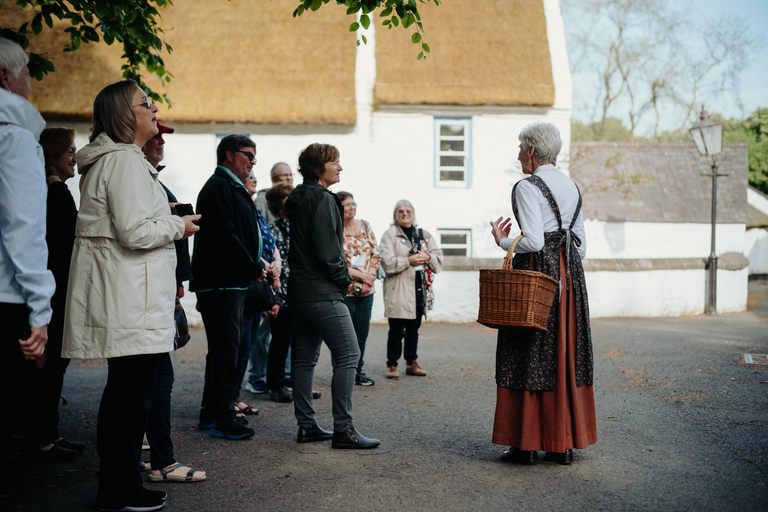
[198,289,247,423]
[146,353,175,471]
[0,303,37,463]
[386,316,422,367]
[96,353,161,506]
[267,307,294,392]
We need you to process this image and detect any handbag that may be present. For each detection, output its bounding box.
[244,280,277,316]
[418,228,435,311]
[173,297,190,350]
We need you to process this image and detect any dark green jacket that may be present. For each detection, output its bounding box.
[285,181,350,302]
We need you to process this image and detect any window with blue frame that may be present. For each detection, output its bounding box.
[435,118,471,187]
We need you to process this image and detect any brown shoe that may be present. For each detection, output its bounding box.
[405,360,427,376]
[386,366,400,379]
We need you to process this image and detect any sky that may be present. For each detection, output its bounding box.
[564,0,768,133]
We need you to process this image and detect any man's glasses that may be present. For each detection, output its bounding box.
[134,97,152,109]
[236,150,256,163]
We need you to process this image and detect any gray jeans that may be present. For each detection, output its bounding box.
[292,300,361,432]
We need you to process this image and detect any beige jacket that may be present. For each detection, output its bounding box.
[380,225,443,319]
[62,133,185,359]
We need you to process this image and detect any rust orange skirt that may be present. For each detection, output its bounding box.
[492,256,597,452]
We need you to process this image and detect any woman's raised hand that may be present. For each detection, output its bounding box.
[490,216,512,247]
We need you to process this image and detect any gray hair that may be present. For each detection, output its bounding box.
[392,199,417,227]
[270,162,290,180]
[0,38,29,81]
[519,122,562,166]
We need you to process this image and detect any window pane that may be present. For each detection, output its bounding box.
[441,234,467,245]
[440,170,465,181]
[440,124,465,137]
[440,140,464,152]
[440,155,465,167]
[443,248,467,256]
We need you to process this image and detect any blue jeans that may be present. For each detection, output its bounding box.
[247,314,270,386]
[146,353,175,470]
[292,300,360,432]
[342,294,374,372]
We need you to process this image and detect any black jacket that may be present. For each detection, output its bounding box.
[160,180,192,286]
[285,181,350,302]
[189,167,262,291]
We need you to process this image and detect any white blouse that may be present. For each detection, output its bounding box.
[500,164,587,260]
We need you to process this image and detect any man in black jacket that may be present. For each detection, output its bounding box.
[190,134,264,440]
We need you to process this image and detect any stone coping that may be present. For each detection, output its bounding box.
[443,252,749,272]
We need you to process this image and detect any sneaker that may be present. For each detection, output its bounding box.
[355,372,375,386]
[96,494,166,512]
[245,381,267,394]
[197,421,213,431]
[210,418,255,440]
[405,360,427,377]
[386,366,400,379]
[269,388,294,403]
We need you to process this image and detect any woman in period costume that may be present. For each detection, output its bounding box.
[489,122,597,465]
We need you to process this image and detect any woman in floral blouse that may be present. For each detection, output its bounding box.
[338,191,380,386]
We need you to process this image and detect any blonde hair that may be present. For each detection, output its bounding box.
[89,80,139,143]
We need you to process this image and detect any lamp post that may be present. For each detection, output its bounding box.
[689,107,724,315]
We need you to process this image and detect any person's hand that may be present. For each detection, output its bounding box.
[270,273,280,291]
[168,202,178,214]
[254,268,267,283]
[361,283,372,294]
[177,285,185,299]
[181,215,201,239]
[19,325,48,359]
[268,304,280,318]
[490,216,513,247]
[408,252,429,266]
[351,269,376,287]
[272,259,282,276]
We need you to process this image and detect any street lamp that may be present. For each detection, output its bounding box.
[689,107,725,315]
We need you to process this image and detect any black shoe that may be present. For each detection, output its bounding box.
[140,488,167,502]
[297,423,333,443]
[545,449,573,465]
[96,493,166,512]
[331,426,380,449]
[500,448,536,465]
[355,372,375,386]
[53,438,86,454]
[25,444,79,462]
[269,388,294,403]
[312,390,322,399]
[210,418,255,440]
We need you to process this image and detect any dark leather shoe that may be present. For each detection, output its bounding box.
[297,423,333,443]
[545,449,573,465]
[269,387,294,403]
[500,448,536,465]
[331,426,380,449]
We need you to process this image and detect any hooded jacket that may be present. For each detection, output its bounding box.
[61,133,185,359]
[285,181,350,302]
[0,88,55,326]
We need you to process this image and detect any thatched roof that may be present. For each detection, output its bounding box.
[5,0,357,124]
[374,0,555,107]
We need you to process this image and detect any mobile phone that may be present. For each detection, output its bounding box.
[174,203,199,225]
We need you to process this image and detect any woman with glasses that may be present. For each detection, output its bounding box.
[337,191,380,386]
[285,143,380,449]
[61,80,200,512]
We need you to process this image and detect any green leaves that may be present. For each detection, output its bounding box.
[293,0,439,59]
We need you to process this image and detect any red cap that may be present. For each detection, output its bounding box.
[156,121,175,135]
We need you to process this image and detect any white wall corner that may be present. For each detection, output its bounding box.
[747,186,768,215]
[542,0,572,113]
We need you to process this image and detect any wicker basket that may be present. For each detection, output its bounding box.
[477,235,559,332]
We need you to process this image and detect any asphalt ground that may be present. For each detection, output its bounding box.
[2,280,767,512]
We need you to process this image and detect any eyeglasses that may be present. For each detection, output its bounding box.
[134,97,152,109]
[343,202,357,209]
[276,173,294,178]
[236,150,256,163]
[248,175,256,181]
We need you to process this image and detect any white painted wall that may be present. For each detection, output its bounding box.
[746,187,768,275]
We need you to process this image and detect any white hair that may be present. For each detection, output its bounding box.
[519,122,562,166]
[0,38,29,80]
[392,199,417,227]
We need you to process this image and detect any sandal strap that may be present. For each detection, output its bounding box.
[160,462,184,479]
[185,467,197,481]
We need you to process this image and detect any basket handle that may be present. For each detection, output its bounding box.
[502,235,524,270]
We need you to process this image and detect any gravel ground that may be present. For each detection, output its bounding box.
[2,280,766,512]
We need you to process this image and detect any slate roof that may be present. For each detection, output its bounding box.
[569,142,749,224]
